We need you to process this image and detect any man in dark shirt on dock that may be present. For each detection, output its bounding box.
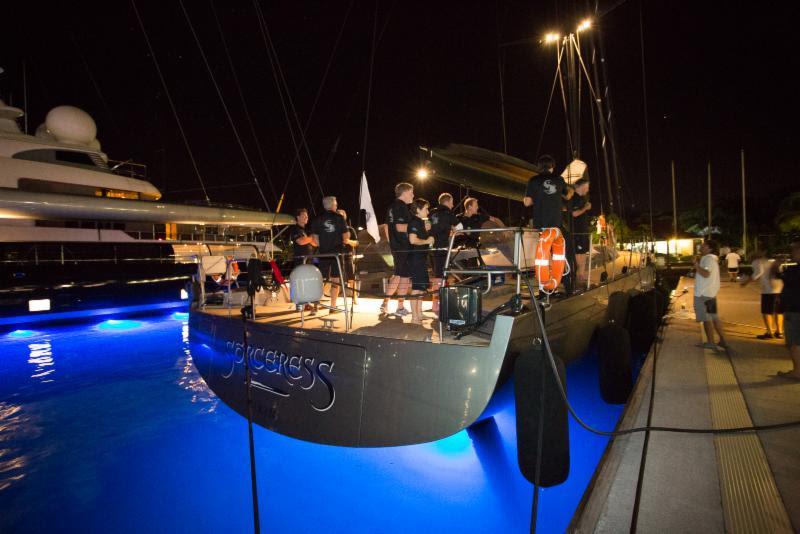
[429,193,458,315]
[523,154,573,293]
[290,208,316,267]
[381,182,415,315]
[773,239,800,380]
[310,196,350,314]
[569,178,592,286]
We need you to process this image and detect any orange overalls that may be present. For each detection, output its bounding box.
[535,227,568,292]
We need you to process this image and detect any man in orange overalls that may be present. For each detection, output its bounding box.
[523,155,574,293]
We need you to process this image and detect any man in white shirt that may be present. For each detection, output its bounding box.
[742,251,783,339]
[725,249,742,282]
[694,240,728,351]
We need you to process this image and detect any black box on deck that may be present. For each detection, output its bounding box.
[440,285,482,330]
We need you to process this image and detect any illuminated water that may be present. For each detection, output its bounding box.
[0,314,624,533]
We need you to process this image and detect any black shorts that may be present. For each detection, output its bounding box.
[317,256,351,281]
[408,253,430,291]
[392,250,411,278]
[728,267,739,273]
[761,293,782,315]
[574,234,590,253]
[432,251,448,278]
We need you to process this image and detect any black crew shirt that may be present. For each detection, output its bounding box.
[569,193,590,234]
[525,171,569,229]
[457,212,489,247]
[289,224,313,259]
[387,198,411,251]
[310,210,347,254]
[778,263,800,313]
[429,204,457,248]
[407,215,430,252]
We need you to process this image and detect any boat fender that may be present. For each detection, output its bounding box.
[627,291,659,354]
[605,290,630,327]
[514,345,569,487]
[597,324,633,404]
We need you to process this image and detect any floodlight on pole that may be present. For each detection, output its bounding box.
[415,167,429,180]
[577,19,592,32]
[543,32,561,44]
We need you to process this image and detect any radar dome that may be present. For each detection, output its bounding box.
[45,106,97,146]
[290,264,323,304]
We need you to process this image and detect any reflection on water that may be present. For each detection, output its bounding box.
[27,338,55,383]
[0,403,30,492]
[177,321,218,412]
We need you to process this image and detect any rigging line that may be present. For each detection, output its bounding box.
[209,0,278,204]
[250,0,315,213]
[254,1,325,200]
[556,41,575,163]
[276,0,354,192]
[588,83,607,215]
[639,0,654,239]
[179,0,271,212]
[535,44,564,158]
[130,0,211,204]
[316,0,397,187]
[68,31,120,137]
[361,0,379,171]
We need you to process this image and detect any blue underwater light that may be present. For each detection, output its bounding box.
[8,329,37,338]
[97,319,143,331]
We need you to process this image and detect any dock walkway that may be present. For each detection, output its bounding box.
[572,277,800,533]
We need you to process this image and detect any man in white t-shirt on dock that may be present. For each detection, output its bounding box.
[725,248,741,282]
[694,240,728,351]
[742,251,784,339]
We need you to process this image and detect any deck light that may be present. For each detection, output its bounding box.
[28,299,51,312]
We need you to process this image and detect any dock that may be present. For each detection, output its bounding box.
[572,277,800,532]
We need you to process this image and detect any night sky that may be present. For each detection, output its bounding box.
[2,1,798,230]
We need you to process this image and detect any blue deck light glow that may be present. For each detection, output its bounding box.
[171,312,189,320]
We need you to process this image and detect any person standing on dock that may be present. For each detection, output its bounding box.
[428,192,457,316]
[569,178,592,287]
[524,154,574,293]
[310,196,350,314]
[772,239,800,380]
[741,251,783,339]
[725,248,741,282]
[381,182,415,315]
[693,240,728,351]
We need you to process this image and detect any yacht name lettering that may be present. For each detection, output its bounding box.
[225,341,335,411]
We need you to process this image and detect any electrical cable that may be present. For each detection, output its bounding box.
[240,295,261,534]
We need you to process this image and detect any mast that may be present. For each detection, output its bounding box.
[741,149,747,257]
[707,161,712,235]
[671,160,677,246]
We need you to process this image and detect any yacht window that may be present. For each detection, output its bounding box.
[13,149,109,173]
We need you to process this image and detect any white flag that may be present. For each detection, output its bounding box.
[359,171,381,243]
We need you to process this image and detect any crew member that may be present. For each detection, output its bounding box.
[290,208,316,267]
[407,198,435,324]
[381,182,415,316]
[524,154,573,293]
[310,196,350,314]
[428,192,457,315]
[337,209,360,305]
[457,197,504,249]
[569,178,592,286]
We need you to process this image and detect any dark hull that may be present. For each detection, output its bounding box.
[0,262,195,326]
[190,266,655,447]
